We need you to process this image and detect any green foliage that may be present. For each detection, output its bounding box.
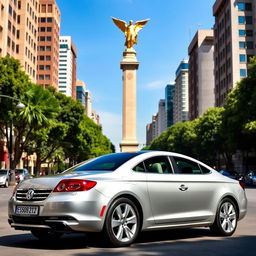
[0,57,114,173]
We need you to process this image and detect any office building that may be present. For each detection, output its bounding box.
[58,36,77,98]
[157,99,167,135]
[173,60,189,124]
[146,114,157,145]
[76,79,86,107]
[188,30,215,120]
[0,0,39,82]
[213,0,256,106]
[165,83,175,127]
[37,0,60,89]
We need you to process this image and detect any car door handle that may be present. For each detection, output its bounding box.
[179,184,188,191]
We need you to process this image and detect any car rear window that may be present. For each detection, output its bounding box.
[0,170,8,174]
[72,152,144,172]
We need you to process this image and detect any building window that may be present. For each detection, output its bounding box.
[39,65,44,70]
[245,16,252,24]
[240,54,246,63]
[45,75,50,80]
[47,27,52,32]
[8,20,11,31]
[39,75,44,80]
[46,46,51,51]
[246,41,253,49]
[39,56,44,60]
[16,30,20,39]
[238,16,245,24]
[40,17,46,23]
[239,41,246,48]
[17,15,20,24]
[45,65,50,70]
[39,46,45,51]
[8,5,12,15]
[240,69,247,77]
[238,2,245,11]
[40,36,45,41]
[18,1,21,9]
[16,44,19,54]
[41,4,46,12]
[39,27,45,32]
[48,4,52,12]
[47,17,52,22]
[46,55,51,60]
[46,36,51,41]
[239,30,245,36]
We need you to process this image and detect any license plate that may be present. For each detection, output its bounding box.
[15,206,39,216]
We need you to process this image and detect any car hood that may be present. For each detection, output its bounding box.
[17,171,113,190]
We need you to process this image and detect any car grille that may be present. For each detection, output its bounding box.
[16,189,52,201]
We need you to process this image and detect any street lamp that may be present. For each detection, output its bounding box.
[0,94,25,185]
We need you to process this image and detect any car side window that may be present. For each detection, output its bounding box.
[133,162,146,172]
[144,156,173,174]
[172,157,202,174]
[199,164,211,174]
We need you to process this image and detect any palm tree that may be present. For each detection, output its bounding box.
[12,84,59,170]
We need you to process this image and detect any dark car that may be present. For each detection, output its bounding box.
[0,169,11,187]
[15,168,30,183]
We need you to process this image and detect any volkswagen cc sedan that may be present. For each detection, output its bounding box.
[8,151,247,247]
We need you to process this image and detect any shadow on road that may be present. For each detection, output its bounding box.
[0,228,256,255]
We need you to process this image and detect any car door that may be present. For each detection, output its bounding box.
[146,155,215,224]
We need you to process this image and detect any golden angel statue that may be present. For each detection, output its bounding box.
[112,17,150,49]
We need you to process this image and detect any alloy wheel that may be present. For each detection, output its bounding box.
[219,201,237,233]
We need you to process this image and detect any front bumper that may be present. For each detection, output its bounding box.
[8,189,109,233]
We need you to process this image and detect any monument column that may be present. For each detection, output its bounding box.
[120,48,139,152]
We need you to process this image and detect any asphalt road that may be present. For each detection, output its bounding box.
[0,186,255,256]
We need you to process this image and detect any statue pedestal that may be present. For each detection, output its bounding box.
[119,49,139,152]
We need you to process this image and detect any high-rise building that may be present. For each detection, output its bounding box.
[165,83,175,127]
[157,99,167,136]
[37,0,60,89]
[58,36,77,98]
[76,80,86,107]
[188,30,215,120]
[173,60,189,124]
[0,0,39,82]
[146,114,157,145]
[213,0,256,107]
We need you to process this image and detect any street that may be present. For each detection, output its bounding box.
[0,186,255,256]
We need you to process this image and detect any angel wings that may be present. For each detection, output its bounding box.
[112,17,150,49]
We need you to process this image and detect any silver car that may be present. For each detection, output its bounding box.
[0,169,11,187]
[8,151,247,247]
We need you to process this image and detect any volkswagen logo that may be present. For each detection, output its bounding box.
[26,189,34,200]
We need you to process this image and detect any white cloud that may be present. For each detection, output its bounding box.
[98,111,122,152]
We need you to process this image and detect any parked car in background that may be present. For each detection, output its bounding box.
[219,170,241,180]
[15,168,30,183]
[0,169,11,187]
[9,151,247,247]
[244,171,256,185]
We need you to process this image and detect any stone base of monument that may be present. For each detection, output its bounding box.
[120,141,139,152]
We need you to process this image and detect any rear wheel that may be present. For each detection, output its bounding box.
[210,198,238,236]
[31,230,63,241]
[103,198,140,247]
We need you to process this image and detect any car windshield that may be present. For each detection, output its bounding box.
[0,170,7,175]
[71,152,144,172]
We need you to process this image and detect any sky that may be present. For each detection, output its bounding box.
[56,0,215,151]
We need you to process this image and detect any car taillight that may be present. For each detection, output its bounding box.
[239,180,245,190]
[53,179,97,192]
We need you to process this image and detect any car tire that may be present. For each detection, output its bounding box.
[210,198,238,236]
[31,230,63,241]
[103,197,140,247]
[4,180,9,188]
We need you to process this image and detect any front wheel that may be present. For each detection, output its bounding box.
[210,198,238,236]
[31,230,63,241]
[4,180,9,188]
[103,198,141,247]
